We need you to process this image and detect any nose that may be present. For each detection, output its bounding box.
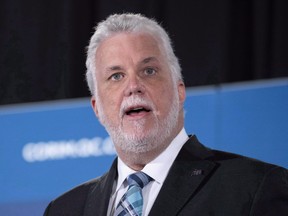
[124,74,145,96]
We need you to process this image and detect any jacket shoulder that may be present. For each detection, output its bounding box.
[43,174,107,216]
[210,148,285,172]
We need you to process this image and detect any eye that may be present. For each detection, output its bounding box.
[110,73,124,81]
[144,67,156,76]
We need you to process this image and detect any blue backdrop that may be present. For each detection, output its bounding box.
[1,78,287,216]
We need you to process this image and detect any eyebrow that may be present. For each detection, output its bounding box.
[141,56,159,64]
[104,56,159,73]
[105,65,124,74]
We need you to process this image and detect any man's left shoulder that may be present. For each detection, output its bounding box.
[210,148,287,179]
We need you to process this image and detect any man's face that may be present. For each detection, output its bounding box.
[91,32,185,157]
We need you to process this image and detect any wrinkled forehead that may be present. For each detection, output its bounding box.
[95,32,167,68]
[97,31,164,53]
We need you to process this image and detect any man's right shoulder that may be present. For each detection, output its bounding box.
[43,173,108,216]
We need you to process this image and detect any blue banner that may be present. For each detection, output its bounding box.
[1,78,287,215]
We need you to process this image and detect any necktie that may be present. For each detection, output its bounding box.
[114,172,152,216]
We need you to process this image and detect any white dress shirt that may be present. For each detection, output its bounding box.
[107,128,189,216]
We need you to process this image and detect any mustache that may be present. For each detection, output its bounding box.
[120,96,155,117]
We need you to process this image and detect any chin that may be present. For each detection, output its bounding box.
[120,135,157,153]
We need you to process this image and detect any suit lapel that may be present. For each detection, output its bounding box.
[83,159,118,216]
[149,136,217,216]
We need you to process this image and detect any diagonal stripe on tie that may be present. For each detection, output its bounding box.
[114,172,152,216]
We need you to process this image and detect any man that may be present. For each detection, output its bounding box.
[44,13,288,216]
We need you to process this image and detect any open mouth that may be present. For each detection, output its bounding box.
[125,106,152,116]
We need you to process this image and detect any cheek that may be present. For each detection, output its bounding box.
[154,90,175,115]
[100,95,121,117]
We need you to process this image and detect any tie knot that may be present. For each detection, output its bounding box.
[127,172,152,189]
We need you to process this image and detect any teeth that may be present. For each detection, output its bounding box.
[126,107,147,115]
[133,107,143,111]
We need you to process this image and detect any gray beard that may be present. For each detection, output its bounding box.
[96,90,180,158]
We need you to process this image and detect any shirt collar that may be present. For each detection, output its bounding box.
[116,128,188,190]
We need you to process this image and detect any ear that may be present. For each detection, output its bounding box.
[91,96,99,118]
[177,81,186,107]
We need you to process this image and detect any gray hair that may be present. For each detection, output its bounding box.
[85,13,183,95]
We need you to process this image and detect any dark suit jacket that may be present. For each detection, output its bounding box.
[44,135,288,216]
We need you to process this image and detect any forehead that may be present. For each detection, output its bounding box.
[95,32,165,66]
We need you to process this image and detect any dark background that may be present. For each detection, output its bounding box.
[1,0,287,105]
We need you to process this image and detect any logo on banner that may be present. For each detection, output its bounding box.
[22,136,116,162]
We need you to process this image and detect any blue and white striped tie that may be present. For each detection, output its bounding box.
[115,172,152,216]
